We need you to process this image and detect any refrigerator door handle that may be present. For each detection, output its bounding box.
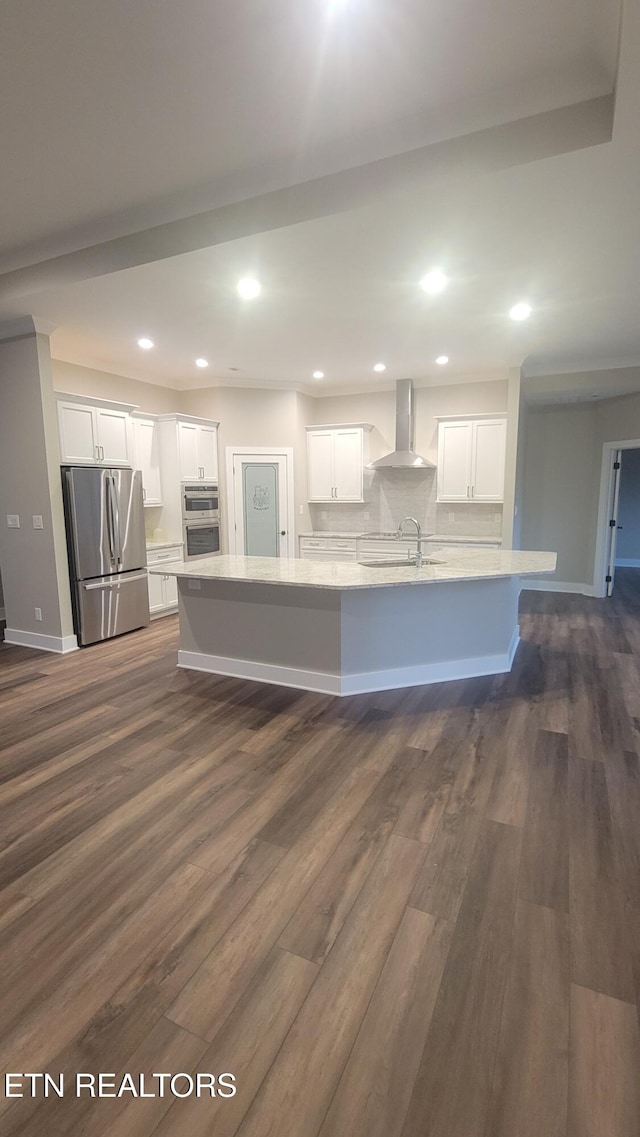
[109,475,123,565]
[105,474,117,566]
[83,572,148,590]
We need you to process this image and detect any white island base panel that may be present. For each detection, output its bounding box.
[176,575,522,696]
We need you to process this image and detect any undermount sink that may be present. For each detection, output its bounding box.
[358,557,444,568]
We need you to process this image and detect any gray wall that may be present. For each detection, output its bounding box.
[521,403,600,585]
[0,327,74,641]
[520,388,640,588]
[616,448,640,563]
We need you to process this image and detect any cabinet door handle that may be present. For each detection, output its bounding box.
[467,485,471,498]
[142,487,146,501]
[100,445,105,461]
[471,485,474,498]
[95,445,100,461]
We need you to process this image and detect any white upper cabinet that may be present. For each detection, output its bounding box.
[197,424,218,480]
[437,416,506,503]
[177,422,199,479]
[95,407,130,465]
[307,430,334,500]
[178,421,218,481]
[57,397,134,466]
[307,425,371,502]
[132,416,162,505]
[57,401,97,464]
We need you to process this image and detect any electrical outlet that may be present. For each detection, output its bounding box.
[35,607,43,622]
[448,512,455,522]
[364,512,370,521]
[320,511,327,520]
[299,505,304,515]
[7,514,19,528]
[32,515,44,529]
[494,512,501,522]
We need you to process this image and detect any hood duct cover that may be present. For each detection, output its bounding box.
[369,378,435,469]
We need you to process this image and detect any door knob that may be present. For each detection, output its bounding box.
[280,530,286,536]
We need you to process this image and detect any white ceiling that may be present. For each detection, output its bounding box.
[2,0,638,399]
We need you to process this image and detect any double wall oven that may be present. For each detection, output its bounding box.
[182,483,221,560]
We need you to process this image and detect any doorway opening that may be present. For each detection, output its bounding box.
[594,439,640,597]
[226,447,294,558]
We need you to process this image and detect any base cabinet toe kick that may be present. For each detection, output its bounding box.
[151,550,556,695]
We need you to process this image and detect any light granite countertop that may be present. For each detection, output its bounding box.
[146,539,184,550]
[150,549,556,590]
[299,531,502,545]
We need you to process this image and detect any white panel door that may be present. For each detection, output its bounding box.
[134,419,162,504]
[197,425,218,480]
[437,421,473,501]
[471,419,506,501]
[333,429,363,501]
[178,422,200,479]
[96,408,131,465]
[307,431,334,500]
[57,402,97,463]
[232,452,292,558]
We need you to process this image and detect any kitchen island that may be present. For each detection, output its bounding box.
[150,548,556,695]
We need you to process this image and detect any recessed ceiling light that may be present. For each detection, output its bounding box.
[373,362,386,372]
[435,355,449,365]
[195,358,209,368]
[312,370,325,379]
[420,268,448,295]
[509,302,532,321]
[137,337,154,350]
[237,277,261,299]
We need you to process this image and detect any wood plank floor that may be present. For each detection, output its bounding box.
[1,574,640,1136]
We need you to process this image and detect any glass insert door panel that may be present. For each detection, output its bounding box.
[242,463,279,557]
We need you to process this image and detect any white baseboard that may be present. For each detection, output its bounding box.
[178,629,520,697]
[150,606,179,621]
[4,628,78,653]
[521,579,597,598]
[615,558,640,568]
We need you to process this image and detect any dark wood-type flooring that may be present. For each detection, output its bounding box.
[2,573,640,1135]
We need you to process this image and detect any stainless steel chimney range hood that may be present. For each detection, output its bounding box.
[368,379,435,469]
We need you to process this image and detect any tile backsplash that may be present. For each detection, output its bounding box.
[308,468,502,538]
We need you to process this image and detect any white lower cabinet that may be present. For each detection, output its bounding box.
[299,536,357,561]
[146,545,183,618]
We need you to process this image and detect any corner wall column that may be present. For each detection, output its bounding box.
[0,317,76,652]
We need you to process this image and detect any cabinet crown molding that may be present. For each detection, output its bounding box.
[156,413,219,427]
[306,423,373,432]
[57,391,139,413]
[434,412,506,421]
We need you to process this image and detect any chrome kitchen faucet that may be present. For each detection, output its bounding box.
[396,517,423,567]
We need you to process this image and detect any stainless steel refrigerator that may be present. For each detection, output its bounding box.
[62,466,150,646]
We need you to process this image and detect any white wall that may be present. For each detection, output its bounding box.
[311,380,508,462]
[52,359,179,415]
[180,387,311,550]
[308,379,509,540]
